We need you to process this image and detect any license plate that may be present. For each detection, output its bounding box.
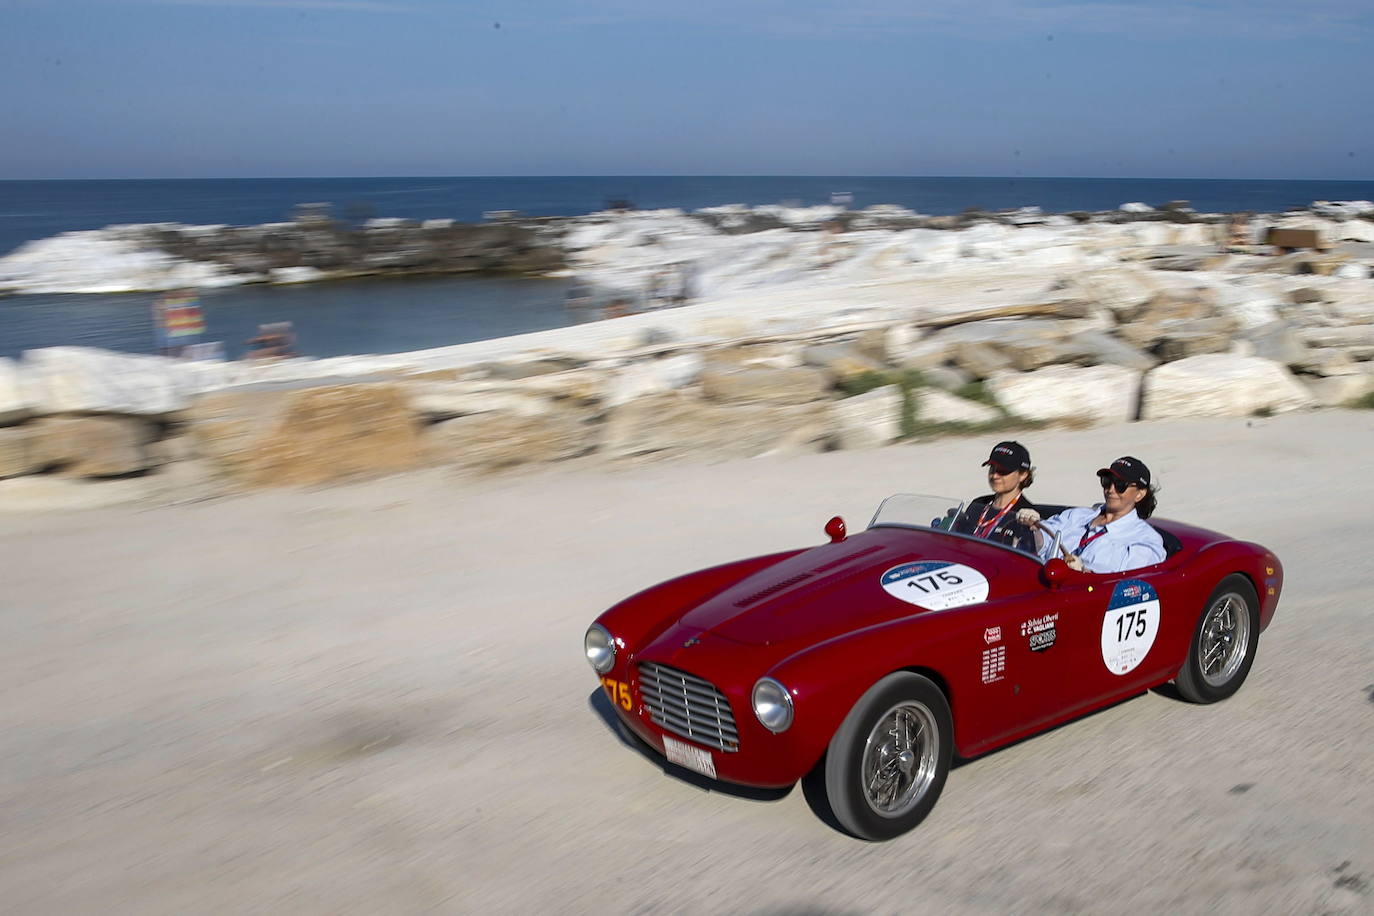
[661,735,717,779]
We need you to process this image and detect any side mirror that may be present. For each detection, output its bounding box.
[825,516,847,543]
[1043,558,1069,588]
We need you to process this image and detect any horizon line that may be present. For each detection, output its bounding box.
[3,173,1374,184]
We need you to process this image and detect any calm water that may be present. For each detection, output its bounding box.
[3,175,1373,358]
[0,275,575,360]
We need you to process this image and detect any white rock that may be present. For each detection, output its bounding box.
[831,385,903,449]
[988,365,1143,425]
[1141,354,1316,419]
[1330,221,1374,242]
[1333,263,1370,279]
[913,388,1000,425]
[1119,202,1155,213]
[269,266,327,284]
[601,354,703,408]
[0,227,241,294]
[0,358,34,425]
[1304,371,1374,407]
[0,475,154,512]
[405,381,552,418]
[22,347,208,416]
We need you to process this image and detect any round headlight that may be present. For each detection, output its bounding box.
[584,623,616,674]
[752,677,794,733]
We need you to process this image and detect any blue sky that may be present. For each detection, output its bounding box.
[1,0,1370,179]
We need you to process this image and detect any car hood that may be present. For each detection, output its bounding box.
[672,527,1010,650]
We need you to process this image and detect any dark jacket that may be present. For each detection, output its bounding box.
[952,493,1038,554]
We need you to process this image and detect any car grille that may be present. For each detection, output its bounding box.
[638,662,739,752]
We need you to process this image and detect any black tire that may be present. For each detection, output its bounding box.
[823,672,952,841]
[1175,574,1261,704]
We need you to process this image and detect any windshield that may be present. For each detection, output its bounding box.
[867,494,966,531]
[868,493,1046,561]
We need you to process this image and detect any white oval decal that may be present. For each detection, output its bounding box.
[1101,579,1160,675]
[881,561,989,610]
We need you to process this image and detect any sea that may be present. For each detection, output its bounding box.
[3,175,1373,360]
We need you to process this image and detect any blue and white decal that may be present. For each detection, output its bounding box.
[1101,579,1161,675]
[880,561,989,610]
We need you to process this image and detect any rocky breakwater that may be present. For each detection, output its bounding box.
[2,246,1372,510]
[0,206,567,295]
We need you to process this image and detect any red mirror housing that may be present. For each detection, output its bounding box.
[1042,558,1069,588]
[825,516,847,543]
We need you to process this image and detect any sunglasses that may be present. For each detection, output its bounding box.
[1098,474,1137,493]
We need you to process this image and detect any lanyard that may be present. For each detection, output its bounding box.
[1075,523,1108,556]
[974,498,1017,539]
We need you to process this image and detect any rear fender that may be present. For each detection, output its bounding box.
[1190,540,1283,631]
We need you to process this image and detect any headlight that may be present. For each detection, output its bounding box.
[752,677,794,733]
[584,623,616,674]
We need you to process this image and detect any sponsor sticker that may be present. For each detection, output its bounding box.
[981,645,1006,684]
[1020,612,1059,652]
[1101,579,1161,675]
[984,626,1002,644]
[881,561,990,610]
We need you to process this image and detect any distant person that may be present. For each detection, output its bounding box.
[951,441,1038,553]
[1017,456,1165,573]
[602,298,632,320]
[244,322,296,359]
[1224,213,1252,252]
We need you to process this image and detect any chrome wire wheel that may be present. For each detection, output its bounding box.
[860,701,939,818]
[1199,591,1251,687]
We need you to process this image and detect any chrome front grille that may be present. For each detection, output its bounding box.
[638,662,739,752]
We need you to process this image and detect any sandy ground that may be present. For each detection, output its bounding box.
[2,410,1373,915]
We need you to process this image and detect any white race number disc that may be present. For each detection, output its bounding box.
[881,561,989,610]
[1101,579,1161,675]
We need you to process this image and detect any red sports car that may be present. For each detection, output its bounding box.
[584,495,1283,841]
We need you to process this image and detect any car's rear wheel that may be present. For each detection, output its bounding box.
[824,672,952,841]
[1175,574,1260,703]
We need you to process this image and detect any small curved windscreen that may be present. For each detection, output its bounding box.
[868,494,966,531]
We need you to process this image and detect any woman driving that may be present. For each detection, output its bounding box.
[951,441,1039,553]
[1017,456,1165,573]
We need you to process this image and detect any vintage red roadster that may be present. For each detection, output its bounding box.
[584,495,1283,840]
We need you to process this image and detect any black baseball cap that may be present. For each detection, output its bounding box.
[983,441,1031,473]
[1098,456,1152,488]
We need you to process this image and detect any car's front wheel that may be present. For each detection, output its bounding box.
[1174,574,1261,703]
[823,672,952,841]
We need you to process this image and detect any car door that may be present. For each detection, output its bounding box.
[1011,563,1176,725]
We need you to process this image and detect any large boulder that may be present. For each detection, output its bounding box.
[1238,322,1310,367]
[1072,331,1158,371]
[425,410,592,473]
[404,380,556,419]
[188,383,424,487]
[988,366,1143,425]
[600,392,829,460]
[801,342,887,382]
[0,426,40,478]
[698,366,829,405]
[912,388,1001,425]
[1304,371,1374,407]
[950,341,1014,378]
[22,347,222,416]
[600,354,702,408]
[29,416,157,478]
[1141,354,1316,419]
[830,385,903,449]
[0,358,33,425]
[0,475,154,512]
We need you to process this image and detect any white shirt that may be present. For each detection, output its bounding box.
[1036,504,1166,573]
